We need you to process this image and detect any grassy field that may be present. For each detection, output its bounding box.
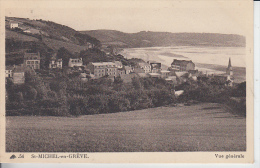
[6,103,246,152]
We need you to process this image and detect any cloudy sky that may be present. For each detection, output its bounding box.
[4,0,252,35]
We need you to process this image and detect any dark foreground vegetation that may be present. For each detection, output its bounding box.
[6,66,246,116]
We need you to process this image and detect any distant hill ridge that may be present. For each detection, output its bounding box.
[81,30,246,48]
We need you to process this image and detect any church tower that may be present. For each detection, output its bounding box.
[226,57,233,76]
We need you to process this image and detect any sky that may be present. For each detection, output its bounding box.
[4,0,252,36]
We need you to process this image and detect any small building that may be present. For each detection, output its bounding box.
[160,70,170,79]
[117,68,126,76]
[171,59,195,72]
[86,62,118,78]
[24,52,41,70]
[9,21,19,29]
[148,61,161,73]
[68,58,83,67]
[137,62,151,73]
[188,70,199,81]
[49,58,62,69]
[114,61,123,68]
[5,66,14,78]
[175,71,190,84]
[125,66,134,74]
[12,65,25,84]
[212,74,233,86]
[148,73,161,78]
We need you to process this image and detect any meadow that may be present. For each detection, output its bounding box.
[6,103,246,152]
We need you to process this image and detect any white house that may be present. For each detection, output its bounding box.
[68,58,83,67]
[10,21,19,29]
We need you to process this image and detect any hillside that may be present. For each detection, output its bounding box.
[81,30,246,48]
[5,17,101,53]
[5,17,102,66]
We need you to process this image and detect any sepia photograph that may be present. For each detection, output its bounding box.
[0,0,254,163]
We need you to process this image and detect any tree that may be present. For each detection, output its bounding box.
[57,47,73,67]
[132,77,142,90]
[27,86,37,100]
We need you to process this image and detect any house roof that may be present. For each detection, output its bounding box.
[13,66,25,73]
[161,70,170,73]
[175,72,188,77]
[114,61,123,66]
[69,58,82,61]
[171,59,194,66]
[24,52,40,59]
[124,66,133,71]
[148,73,161,77]
[188,70,199,75]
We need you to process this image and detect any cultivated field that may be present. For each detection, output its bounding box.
[6,103,246,152]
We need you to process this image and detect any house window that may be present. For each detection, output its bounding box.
[27,61,30,64]
[35,61,39,64]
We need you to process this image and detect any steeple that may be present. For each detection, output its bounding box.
[226,57,233,76]
[228,57,232,69]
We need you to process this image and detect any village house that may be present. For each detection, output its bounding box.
[68,58,83,67]
[24,52,41,70]
[160,70,170,79]
[5,66,13,78]
[137,62,151,73]
[86,62,118,78]
[125,66,134,74]
[165,76,178,85]
[148,73,161,78]
[114,61,123,68]
[117,67,126,76]
[171,59,195,72]
[188,70,200,81]
[49,58,62,69]
[12,65,25,84]
[9,21,19,29]
[148,61,161,73]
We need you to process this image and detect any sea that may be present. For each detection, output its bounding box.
[119,46,246,75]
